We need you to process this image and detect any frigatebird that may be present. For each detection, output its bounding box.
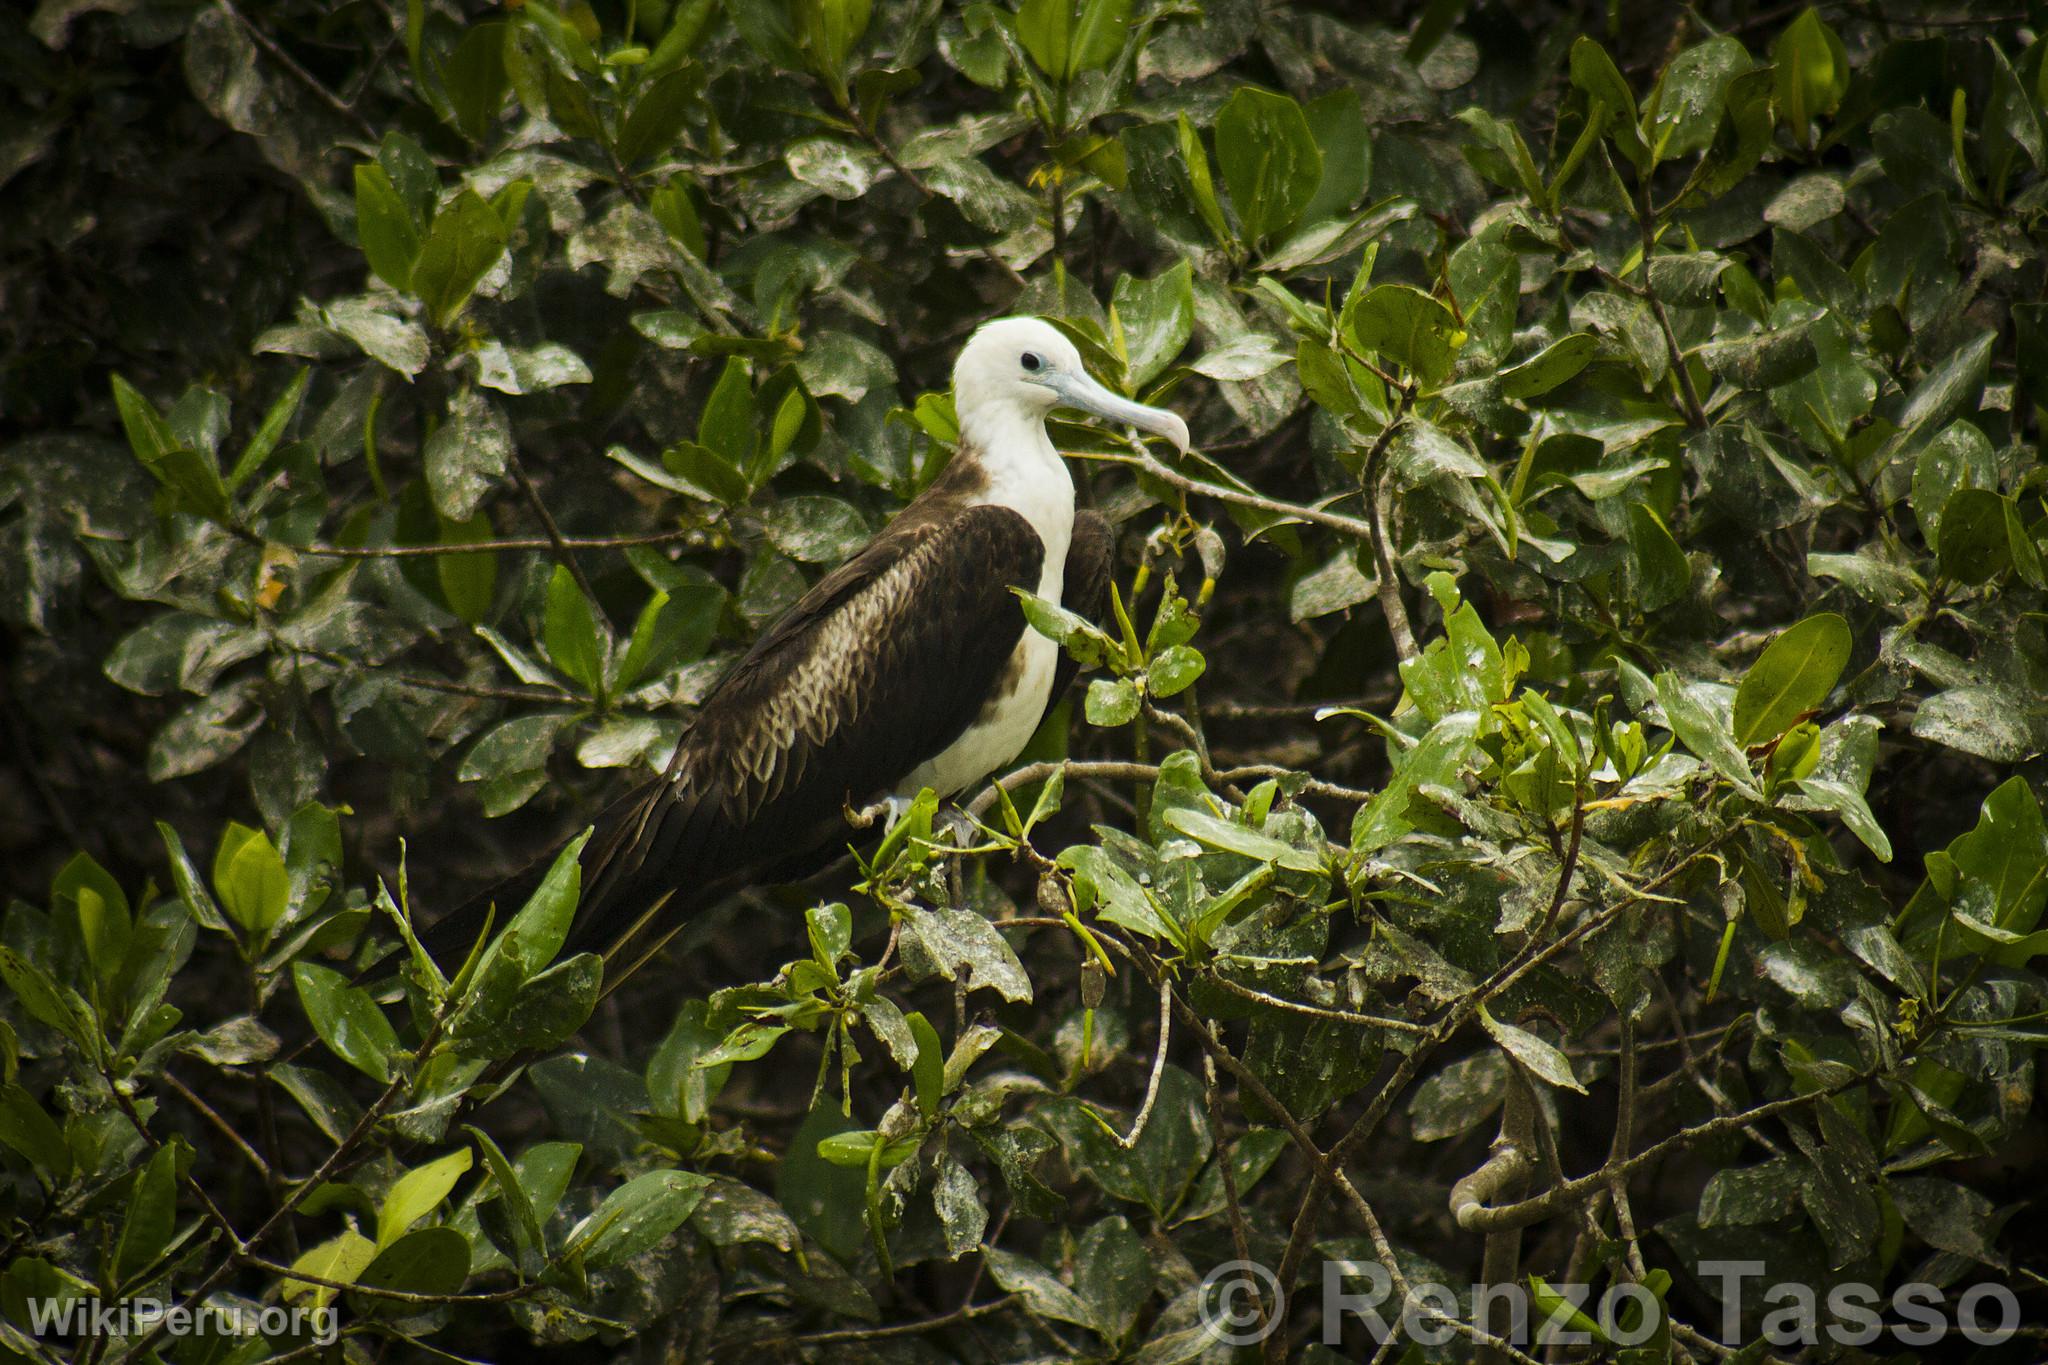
[423,317,1190,987]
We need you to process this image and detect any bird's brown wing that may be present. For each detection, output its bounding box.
[422,504,1045,981]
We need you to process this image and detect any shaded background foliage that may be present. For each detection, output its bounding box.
[3,0,2047,1362]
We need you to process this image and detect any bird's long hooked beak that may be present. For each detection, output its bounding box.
[1044,370,1191,454]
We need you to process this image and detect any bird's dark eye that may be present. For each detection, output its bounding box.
[1020,352,1043,372]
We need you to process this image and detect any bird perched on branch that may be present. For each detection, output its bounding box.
[421,317,1190,988]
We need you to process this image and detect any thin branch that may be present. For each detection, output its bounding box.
[963,760,1165,819]
[109,1017,452,1365]
[254,527,698,558]
[216,0,378,141]
[1635,181,1709,428]
[1203,972,1428,1034]
[1102,974,1173,1148]
[1200,1042,1259,1309]
[161,1070,273,1183]
[1358,405,1418,660]
[1459,1069,1874,1233]
[777,1295,1017,1346]
[507,449,601,613]
[240,1252,533,1305]
[1090,447,1379,541]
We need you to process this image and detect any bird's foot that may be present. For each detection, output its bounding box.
[847,794,914,831]
[935,805,980,849]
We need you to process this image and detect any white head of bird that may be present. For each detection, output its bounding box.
[952,317,1191,473]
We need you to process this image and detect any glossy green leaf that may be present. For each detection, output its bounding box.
[1213,86,1323,242]
[292,961,400,1083]
[542,564,606,695]
[411,189,509,329]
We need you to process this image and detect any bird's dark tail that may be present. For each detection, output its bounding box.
[415,771,740,991]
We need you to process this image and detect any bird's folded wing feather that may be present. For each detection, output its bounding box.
[563,502,1047,961]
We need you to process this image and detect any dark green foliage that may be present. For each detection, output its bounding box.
[2,1,2043,1362]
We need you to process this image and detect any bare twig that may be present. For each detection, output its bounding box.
[772,1295,1017,1346]
[507,449,601,613]
[1459,1069,1874,1233]
[238,527,699,558]
[1102,974,1173,1148]
[216,0,379,141]
[1204,972,1428,1034]
[1358,406,1418,659]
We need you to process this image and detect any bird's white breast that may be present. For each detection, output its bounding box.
[895,418,1074,799]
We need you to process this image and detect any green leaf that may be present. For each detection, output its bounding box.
[615,68,695,165]
[1795,779,1892,862]
[816,1128,921,1168]
[0,1084,72,1180]
[482,827,593,981]
[907,1011,944,1122]
[984,1247,1099,1329]
[55,852,131,994]
[1733,614,1851,748]
[1698,316,1821,389]
[0,946,99,1059]
[760,496,869,563]
[378,1148,474,1249]
[1175,115,1230,247]
[1147,644,1205,698]
[1408,1052,1508,1141]
[157,821,229,934]
[411,190,509,329]
[436,510,499,623]
[423,386,510,522]
[1934,488,2010,585]
[1479,1005,1587,1094]
[436,20,509,142]
[1627,503,1689,612]
[2007,498,2047,589]
[1163,805,1320,873]
[1085,676,1140,727]
[114,1143,178,1284]
[697,357,758,467]
[1912,684,2048,764]
[1347,285,1462,388]
[1015,0,1075,81]
[354,164,423,291]
[1112,262,1194,389]
[213,821,289,935]
[1213,86,1323,242]
[1691,66,1776,199]
[1569,36,1648,169]
[796,0,872,94]
[1530,1273,1609,1345]
[1899,333,1996,438]
[354,1226,470,1307]
[228,367,309,489]
[1351,711,1479,855]
[1647,35,1753,161]
[292,961,400,1083]
[1773,8,1848,148]
[543,564,606,696]
[1653,673,1759,797]
[285,1231,376,1309]
[1065,0,1130,78]
[465,1126,545,1273]
[933,1153,987,1256]
[110,374,179,468]
[1499,334,1596,399]
[660,440,751,505]
[566,1169,711,1265]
